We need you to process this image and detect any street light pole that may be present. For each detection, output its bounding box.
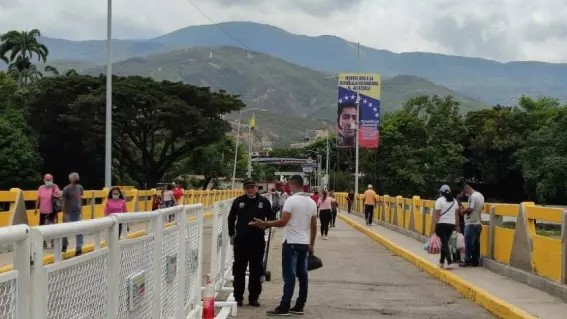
[354,42,361,196]
[104,0,113,188]
[325,132,330,185]
[231,111,243,188]
[231,108,266,187]
[247,112,254,178]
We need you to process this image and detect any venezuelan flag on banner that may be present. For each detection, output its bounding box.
[336,73,381,149]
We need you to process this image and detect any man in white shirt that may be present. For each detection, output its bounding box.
[249,175,317,316]
[460,184,485,267]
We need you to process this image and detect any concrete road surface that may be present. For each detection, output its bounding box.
[214,218,494,319]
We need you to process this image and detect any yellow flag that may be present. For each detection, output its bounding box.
[250,113,256,130]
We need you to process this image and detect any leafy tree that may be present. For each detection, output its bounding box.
[187,136,246,189]
[1,29,52,87]
[0,73,41,189]
[27,75,245,187]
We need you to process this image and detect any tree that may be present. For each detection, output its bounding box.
[34,75,246,187]
[187,136,246,189]
[0,73,41,189]
[1,29,50,86]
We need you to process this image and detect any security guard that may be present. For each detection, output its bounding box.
[228,178,275,307]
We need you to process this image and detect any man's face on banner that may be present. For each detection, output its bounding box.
[338,106,357,138]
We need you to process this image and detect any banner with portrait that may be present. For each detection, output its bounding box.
[336,73,381,149]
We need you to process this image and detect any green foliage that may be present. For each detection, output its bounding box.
[25,74,245,188]
[1,29,52,87]
[0,72,41,189]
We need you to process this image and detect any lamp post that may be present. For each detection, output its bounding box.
[354,42,361,196]
[231,108,266,188]
[304,150,320,190]
[104,0,113,188]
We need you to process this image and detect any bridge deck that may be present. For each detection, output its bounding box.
[342,211,567,319]
[233,217,492,318]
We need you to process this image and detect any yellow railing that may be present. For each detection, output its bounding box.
[335,192,567,286]
[0,187,242,227]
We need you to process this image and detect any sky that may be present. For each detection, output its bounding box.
[1,0,567,63]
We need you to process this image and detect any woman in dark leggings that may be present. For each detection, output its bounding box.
[431,185,460,269]
[317,190,335,239]
[329,191,338,227]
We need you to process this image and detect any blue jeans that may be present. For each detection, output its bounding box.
[464,224,482,265]
[62,212,83,250]
[279,242,309,311]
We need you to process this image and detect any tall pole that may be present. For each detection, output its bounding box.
[247,113,253,178]
[325,132,330,184]
[231,111,243,188]
[354,42,361,196]
[104,0,113,188]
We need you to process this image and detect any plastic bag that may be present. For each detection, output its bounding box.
[427,235,441,254]
[307,254,323,271]
[423,241,430,251]
[456,232,465,252]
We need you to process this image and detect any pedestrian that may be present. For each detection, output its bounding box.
[35,173,62,248]
[329,190,338,227]
[431,185,460,269]
[249,175,318,316]
[363,185,377,225]
[227,178,275,307]
[104,187,128,238]
[347,190,354,214]
[162,184,176,208]
[460,184,485,267]
[61,172,84,256]
[317,190,335,239]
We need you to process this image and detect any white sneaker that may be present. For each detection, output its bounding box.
[323,236,328,240]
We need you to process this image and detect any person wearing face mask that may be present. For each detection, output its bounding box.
[35,174,62,248]
[104,187,128,238]
[61,172,84,256]
[227,178,275,307]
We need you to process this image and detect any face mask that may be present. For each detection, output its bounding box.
[44,181,53,186]
[112,194,120,200]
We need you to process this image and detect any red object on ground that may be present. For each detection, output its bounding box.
[202,275,215,319]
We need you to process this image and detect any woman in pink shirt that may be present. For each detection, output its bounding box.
[104,187,128,237]
[317,190,336,240]
[35,173,62,248]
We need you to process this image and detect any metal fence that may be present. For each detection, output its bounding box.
[2,204,207,319]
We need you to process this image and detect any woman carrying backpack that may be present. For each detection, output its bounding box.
[431,185,460,269]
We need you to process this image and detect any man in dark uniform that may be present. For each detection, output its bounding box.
[228,178,275,307]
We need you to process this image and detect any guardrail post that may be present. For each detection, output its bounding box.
[151,211,164,319]
[488,206,503,260]
[562,210,567,285]
[107,217,120,317]
[420,205,425,235]
[90,192,96,220]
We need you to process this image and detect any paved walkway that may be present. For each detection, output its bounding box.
[342,210,567,319]
[227,217,493,318]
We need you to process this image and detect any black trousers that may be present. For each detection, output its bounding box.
[364,205,374,224]
[331,208,337,227]
[39,212,57,226]
[233,238,265,302]
[435,223,455,265]
[347,201,352,213]
[319,209,331,236]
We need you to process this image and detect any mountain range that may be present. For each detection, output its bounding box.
[38,21,567,105]
[43,46,484,146]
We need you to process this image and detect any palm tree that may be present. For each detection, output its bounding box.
[0,29,48,64]
[1,29,49,86]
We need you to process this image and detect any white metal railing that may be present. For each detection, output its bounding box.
[0,224,30,319]
[209,199,238,318]
[1,204,208,319]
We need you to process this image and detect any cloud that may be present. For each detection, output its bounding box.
[1,0,567,62]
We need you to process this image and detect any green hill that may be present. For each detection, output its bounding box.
[77,46,485,121]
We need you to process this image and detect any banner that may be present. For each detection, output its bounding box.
[336,73,381,149]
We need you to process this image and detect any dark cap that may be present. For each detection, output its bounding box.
[242,178,256,186]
